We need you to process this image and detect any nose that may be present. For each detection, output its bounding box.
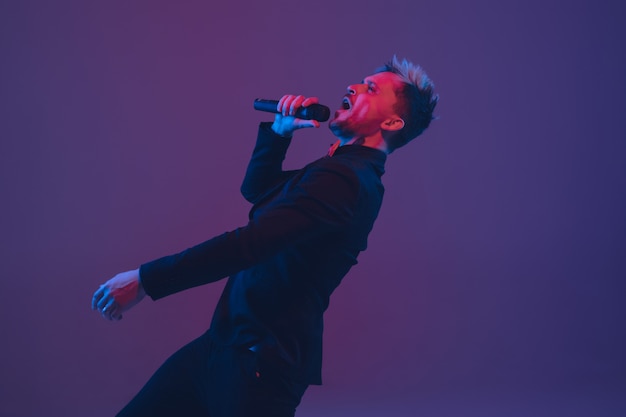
[347,84,366,95]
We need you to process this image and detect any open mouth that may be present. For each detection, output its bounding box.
[341,97,352,110]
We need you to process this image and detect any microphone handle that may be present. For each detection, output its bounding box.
[254,99,330,122]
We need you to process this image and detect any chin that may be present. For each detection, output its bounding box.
[328,120,352,140]
[328,119,342,136]
[328,120,340,135]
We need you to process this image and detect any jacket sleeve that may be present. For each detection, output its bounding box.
[140,158,361,300]
[240,122,298,204]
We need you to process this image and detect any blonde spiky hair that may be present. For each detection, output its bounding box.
[389,55,436,92]
[376,55,438,149]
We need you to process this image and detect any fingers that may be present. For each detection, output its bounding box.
[98,297,123,321]
[96,289,111,311]
[92,284,120,321]
[302,96,319,107]
[278,95,304,116]
[277,95,320,116]
[103,297,116,313]
[91,285,105,310]
[294,119,320,129]
[101,300,124,321]
[100,295,115,320]
[277,95,288,114]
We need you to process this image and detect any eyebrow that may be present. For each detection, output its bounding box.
[362,79,378,89]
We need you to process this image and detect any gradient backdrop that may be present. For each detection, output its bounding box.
[1,1,625,416]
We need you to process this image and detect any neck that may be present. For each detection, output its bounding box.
[338,133,389,154]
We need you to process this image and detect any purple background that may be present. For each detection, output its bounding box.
[1,1,625,416]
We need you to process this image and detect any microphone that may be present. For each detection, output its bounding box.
[254,99,330,122]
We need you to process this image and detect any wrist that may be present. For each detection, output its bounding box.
[136,268,146,298]
[270,122,293,139]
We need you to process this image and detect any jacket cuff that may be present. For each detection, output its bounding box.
[139,257,173,300]
[259,122,293,142]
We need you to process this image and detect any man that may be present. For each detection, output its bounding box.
[92,56,437,417]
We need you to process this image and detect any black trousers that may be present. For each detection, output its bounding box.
[116,331,309,417]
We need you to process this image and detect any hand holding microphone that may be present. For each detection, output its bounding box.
[254,95,330,137]
[254,97,330,122]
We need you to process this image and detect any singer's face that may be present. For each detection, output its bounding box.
[329,71,403,140]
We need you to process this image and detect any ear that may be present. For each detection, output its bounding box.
[380,117,405,132]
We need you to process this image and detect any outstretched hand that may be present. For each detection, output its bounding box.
[271,95,321,137]
[92,269,146,321]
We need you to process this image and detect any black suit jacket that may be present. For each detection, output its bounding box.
[140,122,386,384]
